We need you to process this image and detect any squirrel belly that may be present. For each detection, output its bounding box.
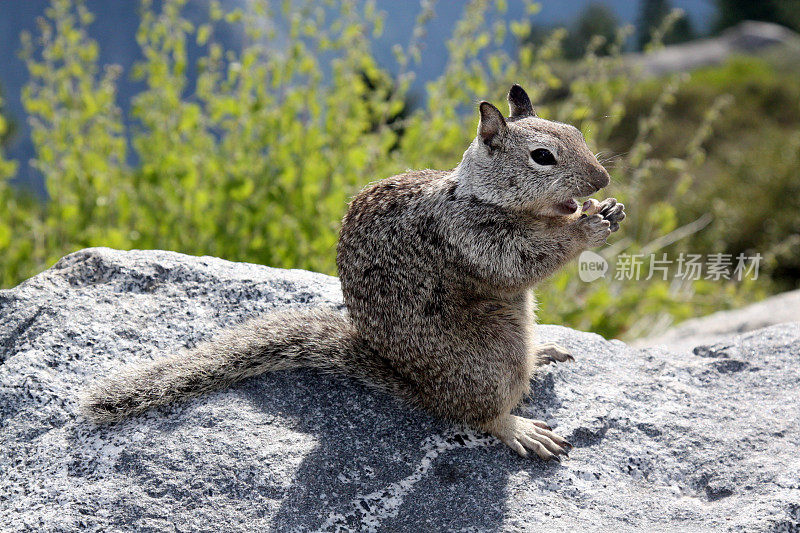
[336,169,538,426]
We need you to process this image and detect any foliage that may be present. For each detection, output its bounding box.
[523,3,619,60]
[566,3,619,59]
[0,85,16,149]
[636,0,694,50]
[20,0,130,270]
[611,54,800,292]
[0,91,28,289]
[713,0,800,33]
[0,0,787,339]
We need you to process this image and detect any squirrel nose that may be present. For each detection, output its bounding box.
[590,163,610,190]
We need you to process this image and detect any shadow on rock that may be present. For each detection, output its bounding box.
[236,369,560,532]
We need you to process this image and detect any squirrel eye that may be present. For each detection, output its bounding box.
[531,148,556,166]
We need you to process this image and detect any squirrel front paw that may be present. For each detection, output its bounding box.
[594,197,625,232]
[576,213,612,247]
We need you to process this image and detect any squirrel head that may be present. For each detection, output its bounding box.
[455,84,610,217]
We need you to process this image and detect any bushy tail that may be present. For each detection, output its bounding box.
[80,308,401,423]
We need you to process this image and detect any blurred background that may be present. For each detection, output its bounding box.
[0,0,798,339]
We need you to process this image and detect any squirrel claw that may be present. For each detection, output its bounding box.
[538,343,574,365]
[487,415,571,461]
[598,199,625,233]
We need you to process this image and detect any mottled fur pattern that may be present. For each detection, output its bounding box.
[81,85,625,461]
[81,309,402,423]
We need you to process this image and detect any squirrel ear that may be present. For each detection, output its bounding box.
[507,84,535,118]
[478,101,508,149]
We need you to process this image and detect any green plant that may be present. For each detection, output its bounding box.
[20,0,130,265]
[0,91,29,289]
[609,54,800,292]
[0,0,783,340]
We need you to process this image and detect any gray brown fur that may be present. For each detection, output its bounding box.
[80,85,625,461]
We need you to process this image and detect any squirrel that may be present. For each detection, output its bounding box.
[80,84,625,461]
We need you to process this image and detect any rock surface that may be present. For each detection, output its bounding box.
[635,288,800,353]
[1,248,799,532]
[627,21,800,76]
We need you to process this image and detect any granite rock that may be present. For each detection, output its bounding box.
[635,288,800,353]
[1,248,799,532]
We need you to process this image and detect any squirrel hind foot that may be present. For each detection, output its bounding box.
[482,414,571,461]
[536,342,575,366]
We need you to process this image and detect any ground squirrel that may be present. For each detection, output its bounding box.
[81,84,625,461]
